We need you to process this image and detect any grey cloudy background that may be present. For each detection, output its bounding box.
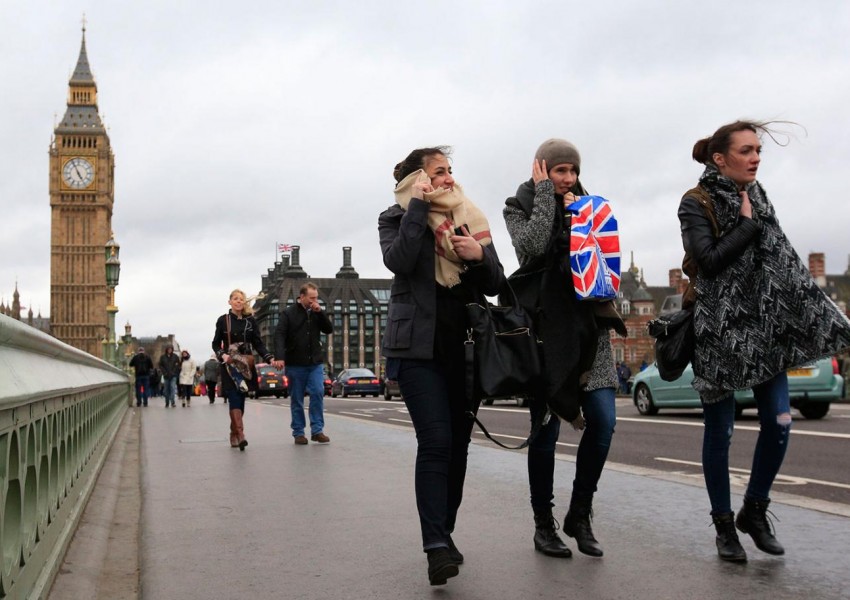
[2,0,849,359]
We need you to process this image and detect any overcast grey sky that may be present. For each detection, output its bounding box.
[2,0,849,360]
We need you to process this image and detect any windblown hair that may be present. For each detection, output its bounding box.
[393,146,452,183]
[229,288,254,316]
[692,120,799,166]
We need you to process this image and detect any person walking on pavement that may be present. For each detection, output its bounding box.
[616,362,631,395]
[680,120,850,562]
[274,282,333,445]
[380,146,505,586]
[129,347,154,407]
[178,350,196,407]
[503,138,627,560]
[213,289,281,450]
[159,345,181,408]
[204,354,221,404]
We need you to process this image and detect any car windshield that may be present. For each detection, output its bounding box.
[345,369,375,378]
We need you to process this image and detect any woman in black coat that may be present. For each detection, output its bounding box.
[379,146,504,586]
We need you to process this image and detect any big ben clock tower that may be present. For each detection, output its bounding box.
[49,24,116,357]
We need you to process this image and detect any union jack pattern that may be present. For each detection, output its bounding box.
[278,243,293,253]
[566,195,620,300]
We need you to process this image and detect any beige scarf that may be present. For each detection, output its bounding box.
[394,169,492,287]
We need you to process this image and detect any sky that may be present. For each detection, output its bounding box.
[2,0,850,361]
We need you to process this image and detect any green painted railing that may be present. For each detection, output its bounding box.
[0,314,131,599]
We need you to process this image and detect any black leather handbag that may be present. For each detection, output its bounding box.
[464,281,542,406]
[647,309,694,381]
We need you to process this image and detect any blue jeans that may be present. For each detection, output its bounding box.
[392,357,474,551]
[528,387,617,509]
[702,372,791,515]
[286,364,325,437]
[134,375,150,406]
[163,376,177,406]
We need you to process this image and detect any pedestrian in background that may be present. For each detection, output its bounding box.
[159,345,181,408]
[179,350,196,407]
[204,354,221,404]
[380,146,504,585]
[213,289,281,450]
[680,119,850,562]
[129,347,154,407]
[503,138,626,560]
[274,282,333,445]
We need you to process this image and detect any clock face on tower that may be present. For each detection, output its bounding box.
[62,157,95,189]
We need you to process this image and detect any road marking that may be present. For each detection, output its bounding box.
[472,430,578,448]
[618,416,850,439]
[655,457,850,490]
[389,418,412,424]
[339,411,373,418]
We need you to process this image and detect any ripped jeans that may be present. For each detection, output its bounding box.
[702,372,791,515]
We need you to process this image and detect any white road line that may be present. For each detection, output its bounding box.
[472,430,578,448]
[655,457,850,490]
[617,416,850,440]
[389,418,413,424]
[339,411,373,418]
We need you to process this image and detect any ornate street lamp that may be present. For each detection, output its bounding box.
[104,234,121,367]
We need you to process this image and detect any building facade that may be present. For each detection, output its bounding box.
[252,246,391,378]
[48,26,117,357]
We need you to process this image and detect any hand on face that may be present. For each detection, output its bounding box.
[532,159,549,184]
[411,180,434,200]
[449,225,484,262]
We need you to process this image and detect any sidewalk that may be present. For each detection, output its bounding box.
[136,399,849,600]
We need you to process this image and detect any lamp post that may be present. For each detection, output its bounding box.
[105,234,121,367]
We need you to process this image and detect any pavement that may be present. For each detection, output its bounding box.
[54,397,850,600]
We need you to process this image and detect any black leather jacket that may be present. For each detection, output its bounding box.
[678,195,761,278]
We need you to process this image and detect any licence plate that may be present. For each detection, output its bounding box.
[788,368,813,377]
[357,379,371,384]
[268,383,276,388]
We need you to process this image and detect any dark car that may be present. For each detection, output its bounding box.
[331,368,382,398]
[255,364,288,398]
[323,370,333,396]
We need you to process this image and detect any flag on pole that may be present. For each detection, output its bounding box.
[278,243,293,253]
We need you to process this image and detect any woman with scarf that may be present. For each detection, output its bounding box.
[212,289,282,450]
[178,350,196,407]
[503,138,626,560]
[379,146,504,586]
[680,120,850,562]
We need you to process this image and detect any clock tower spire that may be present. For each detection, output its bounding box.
[49,22,117,357]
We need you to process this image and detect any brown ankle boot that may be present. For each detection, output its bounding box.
[228,410,240,447]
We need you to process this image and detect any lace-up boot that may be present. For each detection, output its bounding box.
[712,512,747,562]
[563,498,603,557]
[533,507,572,558]
[736,498,784,555]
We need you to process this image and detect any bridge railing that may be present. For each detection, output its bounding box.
[0,314,131,599]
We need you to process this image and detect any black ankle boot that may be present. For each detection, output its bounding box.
[533,507,572,558]
[712,512,747,562]
[563,498,603,557]
[736,498,784,555]
[446,535,464,564]
[426,548,459,586]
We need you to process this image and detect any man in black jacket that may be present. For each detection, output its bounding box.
[274,282,334,444]
[129,347,154,407]
[158,345,181,408]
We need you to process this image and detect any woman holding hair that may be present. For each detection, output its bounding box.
[680,120,850,562]
[503,139,626,560]
[212,289,282,450]
[178,350,196,407]
[379,146,505,585]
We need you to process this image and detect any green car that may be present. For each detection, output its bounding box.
[632,357,842,420]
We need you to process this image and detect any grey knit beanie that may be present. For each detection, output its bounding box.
[535,138,581,175]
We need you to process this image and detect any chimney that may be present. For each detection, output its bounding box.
[809,252,826,288]
[669,268,682,290]
[336,246,360,279]
[283,246,307,279]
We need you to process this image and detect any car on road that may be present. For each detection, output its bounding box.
[323,371,333,396]
[632,357,842,419]
[255,364,288,398]
[383,378,402,400]
[481,395,529,407]
[331,368,382,398]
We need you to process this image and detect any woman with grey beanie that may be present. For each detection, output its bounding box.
[503,138,626,560]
